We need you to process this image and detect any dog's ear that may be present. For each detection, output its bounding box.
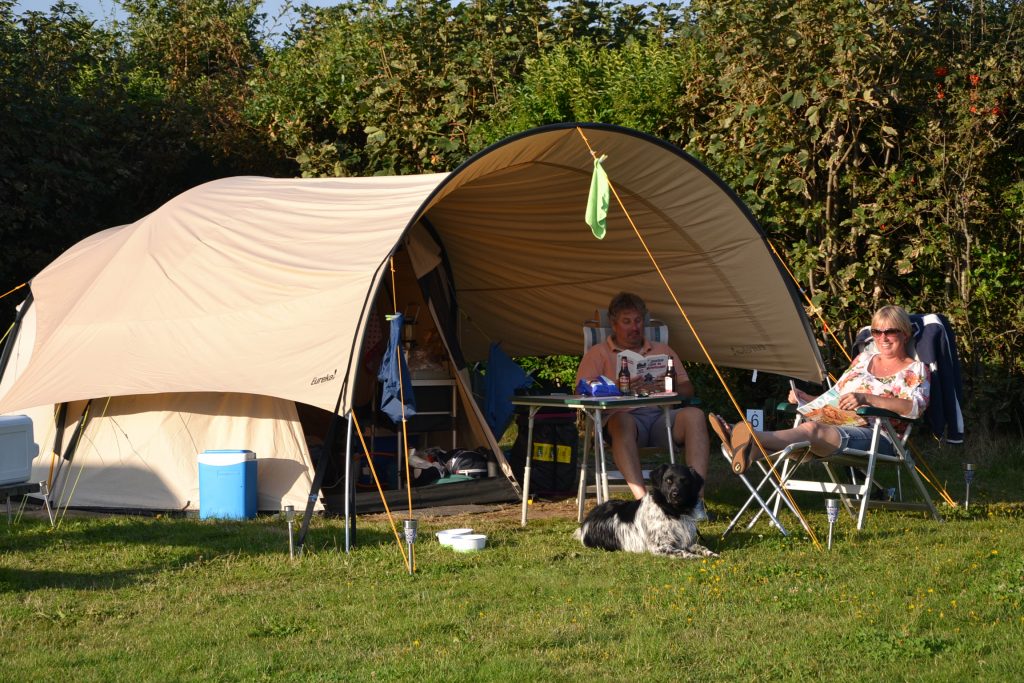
[649,463,669,489]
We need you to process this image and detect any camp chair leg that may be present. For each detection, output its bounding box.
[822,463,859,518]
[39,481,54,527]
[898,444,943,523]
[663,405,676,465]
[723,466,790,537]
[750,450,816,532]
[721,446,799,537]
[855,425,885,530]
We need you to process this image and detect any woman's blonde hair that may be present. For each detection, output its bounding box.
[872,305,913,339]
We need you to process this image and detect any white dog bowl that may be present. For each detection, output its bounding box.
[449,533,487,552]
[435,528,474,546]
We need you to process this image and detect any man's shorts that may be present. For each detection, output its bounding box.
[615,406,685,449]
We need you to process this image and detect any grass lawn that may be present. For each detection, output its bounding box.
[2,437,1022,682]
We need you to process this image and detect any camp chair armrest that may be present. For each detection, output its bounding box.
[854,405,919,422]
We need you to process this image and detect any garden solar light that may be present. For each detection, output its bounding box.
[962,463,975,510]
[284,505,296,559]
[403,519,418,575]
[825,498,840,550]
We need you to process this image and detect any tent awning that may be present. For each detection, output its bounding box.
[0,123,825,417]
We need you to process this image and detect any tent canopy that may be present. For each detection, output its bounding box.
[0,123,826,420]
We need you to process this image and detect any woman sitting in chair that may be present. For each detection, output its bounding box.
[710,305,930,474]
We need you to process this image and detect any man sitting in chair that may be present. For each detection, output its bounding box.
[576,292,711,521]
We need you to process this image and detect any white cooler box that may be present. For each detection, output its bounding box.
[0,415,38,487]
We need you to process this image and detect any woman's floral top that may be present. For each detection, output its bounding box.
[834,351,931,435]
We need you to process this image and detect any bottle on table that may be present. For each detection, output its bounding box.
[617,357,631,395]
[664,358,677,393]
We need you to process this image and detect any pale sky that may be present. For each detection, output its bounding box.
[12,0,343,26]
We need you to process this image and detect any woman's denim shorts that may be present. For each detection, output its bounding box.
[831,424,894,456]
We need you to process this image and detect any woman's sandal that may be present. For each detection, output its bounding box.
[708,414,734,457]
[729,422,755,474]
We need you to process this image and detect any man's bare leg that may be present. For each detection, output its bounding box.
[607,412,646,499]
[673,406,709,496]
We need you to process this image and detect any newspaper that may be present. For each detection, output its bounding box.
[795,385,868,427]
[617,350,669,392]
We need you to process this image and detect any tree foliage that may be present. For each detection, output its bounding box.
[1,0,1021,432]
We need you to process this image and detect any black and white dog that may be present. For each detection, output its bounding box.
[575,464,717,559]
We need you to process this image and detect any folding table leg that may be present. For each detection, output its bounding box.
[576,416,592,523]
[594,409,610,502]
[520,406,539,527]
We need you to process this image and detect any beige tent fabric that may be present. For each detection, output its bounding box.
[33,393,314,512]
[0,174,448,415]
[2,309,316,511]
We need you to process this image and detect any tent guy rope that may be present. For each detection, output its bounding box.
[574,126,823,549]
[350,410,413,573]
[389,255,417,572]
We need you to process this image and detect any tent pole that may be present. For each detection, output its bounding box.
[0,291,32,383]
[46,403,69,504]
[344,412,353,553]
[296,409,343,554]
[49,399,92,506]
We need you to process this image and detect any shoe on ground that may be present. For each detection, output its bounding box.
[692,499,710,523]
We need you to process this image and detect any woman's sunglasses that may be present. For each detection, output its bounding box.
[870,328,902,338]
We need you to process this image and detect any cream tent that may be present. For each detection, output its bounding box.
[0,123,826,512]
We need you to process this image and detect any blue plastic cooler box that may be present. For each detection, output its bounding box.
[198,450,257,519]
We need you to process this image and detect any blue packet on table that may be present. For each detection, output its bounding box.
[576,375,623,397]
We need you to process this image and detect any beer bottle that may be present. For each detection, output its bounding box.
[664,358,677,393]
[617,357,631,394]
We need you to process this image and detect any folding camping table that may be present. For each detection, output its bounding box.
[510,394,682,526]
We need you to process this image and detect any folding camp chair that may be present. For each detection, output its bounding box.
[722,313,960,535]
[576,310,676,520]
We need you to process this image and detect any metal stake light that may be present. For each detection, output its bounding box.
[403,519,418,575]
[825,498,840,550]
[962,463,976,510]
[284,505,296,559]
